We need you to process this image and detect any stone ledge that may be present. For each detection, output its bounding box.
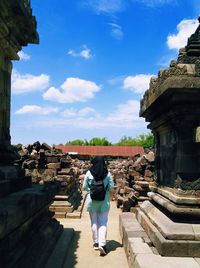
[139,201,200,241]
[45,228,74,268]
[119,212,200,267]
[0,183,59,240]
[148,192,200,219]
[151,186,200,205]
[136,207,200,257]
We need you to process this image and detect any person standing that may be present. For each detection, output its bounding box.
[82,156,114,256]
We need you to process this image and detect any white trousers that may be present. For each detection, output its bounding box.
[89,211,109,247]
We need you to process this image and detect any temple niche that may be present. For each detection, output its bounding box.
[0,1,63,267]
[138,17,200,257]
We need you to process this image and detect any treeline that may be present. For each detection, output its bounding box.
[65,133,154,148]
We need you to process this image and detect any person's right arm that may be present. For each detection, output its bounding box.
[107,172,114,192]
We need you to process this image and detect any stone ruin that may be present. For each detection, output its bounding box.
[0,2,63,267]
[14,141,155,216]
[14,141,90,219]
[136,18,200,258]
[108,151,155,211]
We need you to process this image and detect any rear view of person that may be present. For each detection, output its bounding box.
[82,156,114,256]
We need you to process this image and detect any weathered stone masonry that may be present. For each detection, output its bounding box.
[137,17,200,257]
[0,0,39,163]
[0,2,63,267]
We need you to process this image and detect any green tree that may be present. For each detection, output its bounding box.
[65,139,86,145]
[88,137,112,146]
[65,133,154,148]
[117,133,154,148]
[117,136,138,146]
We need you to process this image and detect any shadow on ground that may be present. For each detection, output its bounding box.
[107,240,123,253]
[63,230,80,268]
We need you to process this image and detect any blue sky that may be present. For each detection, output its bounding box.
[11,0,200,145]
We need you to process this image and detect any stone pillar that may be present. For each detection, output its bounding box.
[0,3,63,267]
[0,0,39,165]
[136,18,200,257]
[0,55,12,157]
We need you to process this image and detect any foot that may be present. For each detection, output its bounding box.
[99,245,107,256]
[93,243,99,250]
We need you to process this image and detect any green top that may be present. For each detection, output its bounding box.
[82,170,114,212]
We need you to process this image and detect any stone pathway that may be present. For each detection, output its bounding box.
[61,201,129,268]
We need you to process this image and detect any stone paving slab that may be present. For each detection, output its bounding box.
[61,201,129,268]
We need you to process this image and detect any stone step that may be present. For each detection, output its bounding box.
[54,211,67,218]
[119,212,200,268]
[54,195,69,201]
[50,206,74,213]
[66,211,81,219]
[7,218,63,268]
[45,228,74,268]
[136,204,200,257]
[139,201,200,241]
[51,200,72,207]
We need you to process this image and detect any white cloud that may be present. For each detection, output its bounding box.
[43,77,101,103]
[108,23,124,40]
[61,108,77,117]
[18,51,31,61]
[106,100,141,124]
[68,45,92,59]
[15,105,59,115]
[78,107,97,116]
[167,19,198,50]
[123,74,154,94]
[62,107,97,118]
[84,0,125,14]
[12,70,50,94]
[36,99,146,130]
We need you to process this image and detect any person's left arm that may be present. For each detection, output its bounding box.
[82,171,90,191]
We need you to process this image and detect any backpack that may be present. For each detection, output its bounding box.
[90,179,107,201]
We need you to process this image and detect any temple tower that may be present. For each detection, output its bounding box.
[138,18,200,257]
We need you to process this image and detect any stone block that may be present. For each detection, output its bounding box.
[128,237,153,254]
[51,201,72,207]
[134,254,200,268]
[192,225,200,240]
[47,163,61,169]
[54,211,67,219]
[46,156,59,163]
[66,212,81,219]
[0,180,10,197]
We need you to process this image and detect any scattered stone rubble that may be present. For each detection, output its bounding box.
[14,141,90,219]
[108,151,155,212]
[14,142,156,215]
